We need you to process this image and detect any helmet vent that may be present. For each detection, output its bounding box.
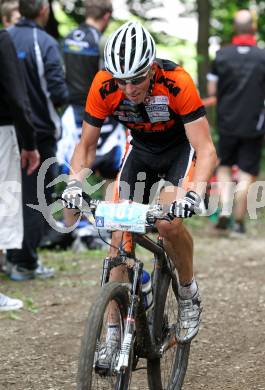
[104,21,156,78]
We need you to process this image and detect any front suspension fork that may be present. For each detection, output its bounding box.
[116,261,141,370]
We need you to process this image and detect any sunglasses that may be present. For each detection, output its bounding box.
[115,71,149,86]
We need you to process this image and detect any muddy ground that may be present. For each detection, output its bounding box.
[0,216,265,390]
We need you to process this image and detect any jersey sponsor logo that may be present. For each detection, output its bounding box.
[114,100,144,123]
[125,111,143,118]
[118,101,139,112]
[73,30,86,41]
[157,76,181,97]
[99,79,119,100]
[147,114,170,123]
[65,38,89,48]
[144,95,169,105]
[119,115,143,123]
[129,119,176,133]
[145,102,170,122]
[147,111,169,117]
[145,104,169,112]
[122,99,137,106]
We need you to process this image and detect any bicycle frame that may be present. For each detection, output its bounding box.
[99,230,178,365]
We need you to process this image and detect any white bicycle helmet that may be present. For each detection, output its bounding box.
[104,21,156,79]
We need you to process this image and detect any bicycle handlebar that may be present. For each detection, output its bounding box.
[83,199,171,225]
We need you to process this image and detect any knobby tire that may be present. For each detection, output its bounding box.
[147,270,190,390]
[77,282,131,390]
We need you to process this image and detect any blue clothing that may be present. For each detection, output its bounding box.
[63,23,101,106]
[6,18,68,271]
[8,18,69,140]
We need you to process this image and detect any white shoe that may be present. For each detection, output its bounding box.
[95,340,119,370]
[0,293,23,311]
[176,289,202,343]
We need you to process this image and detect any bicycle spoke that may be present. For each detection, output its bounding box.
[160,278,179,388]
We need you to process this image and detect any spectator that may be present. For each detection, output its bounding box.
[61,0,121,209]
[0,0,21,28]
[41,0,126,250]
[6,0,69,281]
[207,9,265,235]
[0,29,39,307]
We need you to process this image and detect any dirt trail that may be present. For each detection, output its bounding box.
[0,220,265,390]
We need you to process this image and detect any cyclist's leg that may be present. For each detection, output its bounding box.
[156,187,193,285]
[155,142,201,342]
[156,141,196,284]
[156,190,201,343]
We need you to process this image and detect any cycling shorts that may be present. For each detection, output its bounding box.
[115,141,196,204]
[218,134,264,176]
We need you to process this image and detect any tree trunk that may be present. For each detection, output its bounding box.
[197,0,210,97]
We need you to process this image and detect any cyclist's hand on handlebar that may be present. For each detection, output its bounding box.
[61,179,83,209]
[168,191,201,219]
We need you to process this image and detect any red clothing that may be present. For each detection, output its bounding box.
[232,34,256,46]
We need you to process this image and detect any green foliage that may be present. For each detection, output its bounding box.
[53,2,77,37]
[60,0,86,25]
[210,0,265,45]
[210,0,251,44]
[126,0,163,22]
[255,1,265,43]
[178,0,265,44]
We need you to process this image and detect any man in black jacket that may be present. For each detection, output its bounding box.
[6,0,69,281]
[0,29,39,304]
[0,29,39,253]
[207,9,265,235]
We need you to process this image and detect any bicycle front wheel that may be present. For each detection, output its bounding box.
[77,282,132,390]
[147,269,190,390]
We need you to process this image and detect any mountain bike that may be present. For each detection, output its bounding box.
[77,200,191,390]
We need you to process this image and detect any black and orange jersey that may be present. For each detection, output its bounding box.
[84,59,205,152]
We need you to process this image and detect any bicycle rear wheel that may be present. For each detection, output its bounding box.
[147,268,190,390]
[77,282,132,390]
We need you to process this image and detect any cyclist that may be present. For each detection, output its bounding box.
[62,22,217,345]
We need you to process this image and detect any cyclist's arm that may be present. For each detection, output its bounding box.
[184,116,217,195]
[69,121,101,182]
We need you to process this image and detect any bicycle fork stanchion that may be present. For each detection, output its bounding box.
[115,261,141,371]
[100,257,111,286]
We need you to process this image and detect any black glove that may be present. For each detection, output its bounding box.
[169,191,201,219]
[61,179,83,209]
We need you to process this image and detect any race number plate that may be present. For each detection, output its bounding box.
[95,202,149,233]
